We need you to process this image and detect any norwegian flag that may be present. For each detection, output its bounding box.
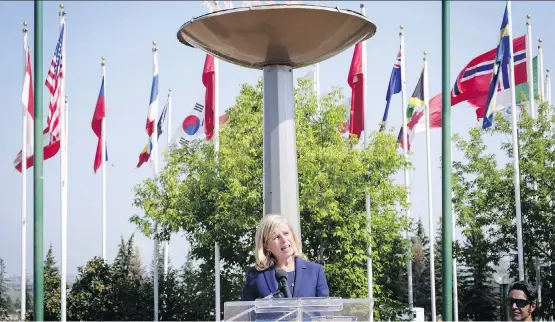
[45,23,65,144]
[406,34,527,136]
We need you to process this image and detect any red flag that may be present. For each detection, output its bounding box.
[203,55,215,140]
[419,35,527,132]
[14,129,61,172]
[13,41,61,172]
[348,43,364,139]
[91,77,106,173]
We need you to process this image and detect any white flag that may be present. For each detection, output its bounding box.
[169,102,206,147]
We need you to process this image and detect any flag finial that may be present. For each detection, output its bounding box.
[23,21,28,32]
[101,56,105,66]
[423,51,427,61]
[60,3,64,9]
[399,25,404,36]
[547,68,550,73]
[168,88,172,92]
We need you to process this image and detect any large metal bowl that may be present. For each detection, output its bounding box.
[176,4,377,69]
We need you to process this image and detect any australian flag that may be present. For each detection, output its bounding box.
[380,49,402,131]
[482,4,512,129]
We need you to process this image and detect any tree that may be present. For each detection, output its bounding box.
[67,257,115,321]
[43,245,62,321]
[131,78,412,320]
[451,101,555,319]
[110,235,148,321]
[411,219,433,320]
[0,259,9,320]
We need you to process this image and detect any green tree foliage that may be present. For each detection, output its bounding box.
[452,101,555,319]
[67,257,114,321]
[131,78,411,320]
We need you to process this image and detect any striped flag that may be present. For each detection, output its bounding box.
[137,48,160,168]
[45,23,65,143]
[137,98,168,169]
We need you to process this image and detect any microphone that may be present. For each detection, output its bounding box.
[275,269,292,298]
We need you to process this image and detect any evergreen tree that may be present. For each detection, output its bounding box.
[110,235,148,321]
[433,218,443,320]
[43,244,62,321]
[456,232,499,321]
[0,259,9,320]
[412,219,432,320]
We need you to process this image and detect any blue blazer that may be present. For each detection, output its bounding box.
[240,257,329,301]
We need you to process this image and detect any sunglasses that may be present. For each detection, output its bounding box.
[507,298,531,308]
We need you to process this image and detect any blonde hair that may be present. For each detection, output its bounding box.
[254,214,305,270]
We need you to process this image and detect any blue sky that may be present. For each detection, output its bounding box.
[1,1,553,277]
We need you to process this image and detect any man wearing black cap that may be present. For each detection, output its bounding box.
[507,281,537,321]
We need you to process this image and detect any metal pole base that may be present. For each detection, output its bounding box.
[262,65,301,237]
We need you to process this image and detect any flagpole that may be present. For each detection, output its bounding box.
[314,63,320,112]
[214,39,221,322]
[441,1,454,320]
[504,0,525,281]
[359,4,373,322]
[547,69,552,106]
[59,4,68,322]
[399,25,413,312]
[152,41,160,322]
[212,2,221,321]
[538,39,544,102]
[526,15,535,118]
[21,21,28,321]
[422,51,437,322]
[33,0,45,319]
[451,141,459,322]
[164,89,172,276]
[101,56,107,261]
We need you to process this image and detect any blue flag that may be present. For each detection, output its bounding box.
[380,49,402,131]
[482,4,512,129]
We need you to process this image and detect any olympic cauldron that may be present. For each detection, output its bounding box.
[177,3,377,238]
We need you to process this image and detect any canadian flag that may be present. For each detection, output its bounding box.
[14,36,60,172]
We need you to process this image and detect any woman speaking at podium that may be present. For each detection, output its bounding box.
[240,214,329,300]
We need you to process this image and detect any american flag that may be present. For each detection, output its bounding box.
[45,23,65,144]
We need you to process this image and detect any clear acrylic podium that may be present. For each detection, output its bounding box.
[223,297,373,321]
